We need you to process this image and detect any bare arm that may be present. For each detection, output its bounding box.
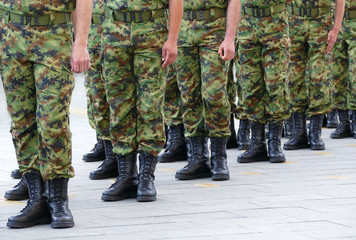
[162,0,183,68]
[326,0,345,54]
[71,0,92,73]
[219,0,241,61]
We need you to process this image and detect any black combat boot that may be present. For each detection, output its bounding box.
[210,138,229,181]
[284,116,294,139]
[89,140,118,179]
[351,110,356,139]
[48,178,74,228]
[309,114,325,150]
[283,112,309,150]
[268,122,286,163]
[158,124,187,163]
[137,152,158,202]
[101,152,138,201]
[326,109,338,128]
[237,119,251,150]
[7,171,51,228]
[4,176,29,200]
[11,169,22,179]
[330,109,352,139]
[82,136,106,162]
[227,114,238,149]
[237,122,268,163]
[175,136,211,180]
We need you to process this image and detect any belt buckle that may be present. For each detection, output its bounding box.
[192,10,197,20]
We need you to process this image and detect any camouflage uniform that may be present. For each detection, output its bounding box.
[238,0,290,124]
[102,0,168,156]
[0,0,75,180]
[84,0,110,140]
[287,0,332,116]
[330,0,356,111]
[163,64,183,126]
[175,0,230,139]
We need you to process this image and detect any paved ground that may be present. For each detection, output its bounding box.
[0,75,356,240]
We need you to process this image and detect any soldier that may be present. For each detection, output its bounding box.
[100,0,183,202]
[0,0,92,228]
[158,63,187,163]
[284,0,345,151]
[237,0,290,164]
[329,0,355,139]
[174,0,240,181]
[84,0,118,180]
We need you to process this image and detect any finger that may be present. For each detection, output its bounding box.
[218,45,223,58]
[162,48,166,62]
[162,51,170,68]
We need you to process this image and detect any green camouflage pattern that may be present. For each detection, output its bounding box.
[84,0,110,140]
[345,0,356,9]
[0,22,75,180]
[241,0,286,8]
[175,16,230,138]
[183,0,227,10]
[290,0,331,8]
[330,19,356,110]
[163,64,183,126]
[84,22,111,140]
[0,0,75,15]
[238,10,290,124]
[107,0,167,11]
[288,11,332,115]
[102,13,168,156]
[227,60,237,115]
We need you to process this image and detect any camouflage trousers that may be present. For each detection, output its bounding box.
[228,54,248,120]
[238,11,290,124]
[0,21,75,180]
[330,19,356,111]
[288,13,332,116]
[84,24,110,140]
[175,17,230,138]
[162,64,183,127]
[102,17,167,156]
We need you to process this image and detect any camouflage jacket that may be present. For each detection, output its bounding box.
[107,0,168,12]
[0,0,75,15]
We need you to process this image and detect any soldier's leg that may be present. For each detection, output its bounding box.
[158,64,187,163]
[346,22,356,138]
[307,16,332,150]
[237,38,268,163]
[175,46,211,180]
[262,15,289,163]
[330,38,352,138]
[284,17,309,150]
[200,45,230,180]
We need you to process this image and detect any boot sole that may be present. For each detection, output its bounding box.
[51,221,74,229]
[136,195,156,202]
[7,217,51,228]
[269,157,286,163]
[237,155,269,163]
[237,144,249,151]
[326,123,338,128]
[158,157,187,163]
[82,156,105,162]
[310,145,325,150]
[283,144,309,150]
[175,172,212,180]
[330,134,352,139]
[4,193,29,201]
[89,172,118,180]
[101,192,137,201]
[212,174,230,181]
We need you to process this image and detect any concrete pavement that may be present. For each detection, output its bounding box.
[0,75,356,240]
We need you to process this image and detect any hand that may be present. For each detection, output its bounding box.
[162,40,178,68]
[71,43,90,73]
[326,28,339,54]
[218,39,235,61]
